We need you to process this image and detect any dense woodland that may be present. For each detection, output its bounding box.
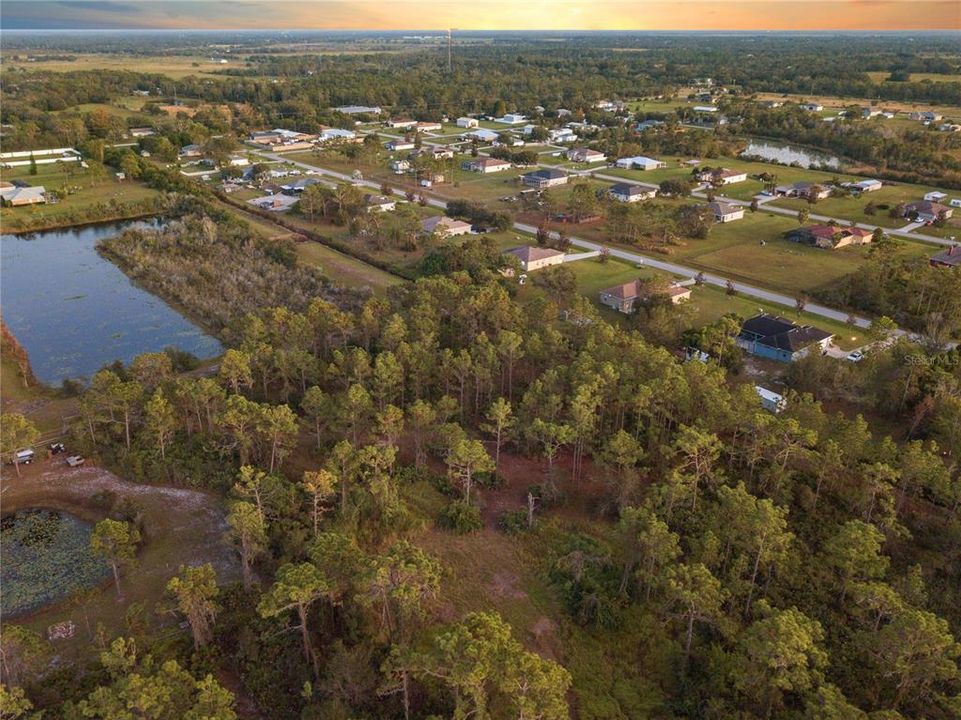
[3,200,961,718]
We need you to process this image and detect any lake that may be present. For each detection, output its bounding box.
[0,508,110,618]
[741,140,841,170]
[1,219,222,385]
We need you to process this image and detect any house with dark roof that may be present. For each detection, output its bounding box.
[930,245,961,269]
[737,314,833,362]
[786,224,874,249]
[609,183,656,203]
[775,182,831,201]
[521,168,568,189]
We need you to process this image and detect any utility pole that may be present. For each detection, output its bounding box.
[447,29,452,73]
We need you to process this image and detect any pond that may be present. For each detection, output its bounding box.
[0,508,110,618]
[741,140,842,171]
[1,219,222,385]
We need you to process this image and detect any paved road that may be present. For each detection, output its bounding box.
[263,151,883,333]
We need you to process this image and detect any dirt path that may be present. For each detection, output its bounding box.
[2,460,239,657]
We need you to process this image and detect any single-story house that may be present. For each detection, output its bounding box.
[0,185,46,206]
[738,314,833,363]
[786,224,873,249]
[180,144,203,158]
[697,167,747,185]
[422,215,472,237]
[386,118,417,129]
[320,128,357,142]
[693,105,718,113]
[755,386,787,414]
[386,139,416,152]
[924,191,948,203]
[522,168,568,189]
[609,183,656,203]
[248,129,316,151]
[281,178,322,194]
[335,105,382,115]
[929,245,961,268]
[939,123,961,133]
[494,113,528,125]
[850,179,882,193]
[128,127,155,138]
[416,122,443,132]
[464,129,499,143]
[615,156,665,171]
[800,103,824,112]
[227,156,250,167]
[910,111,942,122]
[635,120,665,132]
[904,200,953,223]
[504,246,566,272]
[462,157,512,174]
[364,194,396,212]
[456,117,479,129]
[706,200,745,223]
[862,108,883,119]
[598,279,691,313]
[248,194,298,212]
[389,159,411,173]
[775,182,831,201]
[567,148,606,163]
[548,128,577,143]
[416,146,454,160]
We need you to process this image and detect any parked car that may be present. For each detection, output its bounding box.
[66,455,85,468]
[14,448,35,465]
[50,442,65,455]
[846,350,865,362]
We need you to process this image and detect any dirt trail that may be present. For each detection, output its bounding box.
[2,460,239,655]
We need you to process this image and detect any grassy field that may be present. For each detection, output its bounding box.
[751,91,961,119]
[295,240,405,295]
[0,164,161,232]
[4,53,245,80]
[768,184,957,228]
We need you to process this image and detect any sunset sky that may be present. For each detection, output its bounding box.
[2,0,958,31]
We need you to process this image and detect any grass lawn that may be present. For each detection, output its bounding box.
[4,53,244,80]
[686,285,866,351]
[768,183,956,228]
[0,164,161,232]
[295,241,404,295]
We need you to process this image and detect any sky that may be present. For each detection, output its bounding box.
[1,0,959,31]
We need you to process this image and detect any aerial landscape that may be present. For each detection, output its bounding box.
[1,1,961,718]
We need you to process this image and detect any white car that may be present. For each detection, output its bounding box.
[846,350,865,363]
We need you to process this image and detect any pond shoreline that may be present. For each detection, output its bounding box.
[2,218,223,385]
[3,462,238,638]
[1,209,161,237]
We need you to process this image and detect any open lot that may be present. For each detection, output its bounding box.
[4,53,246,80]
[295,240,405,294]
[0,163,161,233]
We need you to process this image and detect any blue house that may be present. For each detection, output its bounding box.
[737,314,833,363]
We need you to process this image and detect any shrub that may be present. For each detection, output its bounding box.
[498,509,529,534]
[439,501,482,534]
